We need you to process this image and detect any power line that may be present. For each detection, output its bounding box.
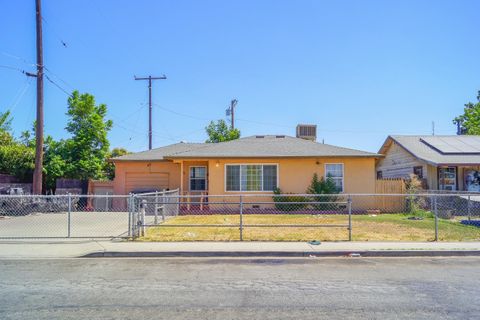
[45,74,72,97]
[1,51,74,91]
[0,64,28,72]
[134,75,167,150]
[0,51,38,67]
[152,103,210,121]
[41,17,67,48]
[43,67,74,91]
[8,78,33,112]
[236,117,294,128]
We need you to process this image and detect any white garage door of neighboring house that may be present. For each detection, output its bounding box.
[125,172,169,194]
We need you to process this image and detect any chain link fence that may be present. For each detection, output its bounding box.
[133,193,480,242]
[1,191,480,241]
[0,194,133,239]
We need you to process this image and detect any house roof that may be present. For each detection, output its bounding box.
[379,135,480,166]
[113,135,380,161]
[112,142,205,161]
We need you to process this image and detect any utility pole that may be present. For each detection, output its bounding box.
[226,99,238,129]
[134,75,167,150]
[32,0,44,194]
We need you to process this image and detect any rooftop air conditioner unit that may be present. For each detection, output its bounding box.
[296,124,317,141]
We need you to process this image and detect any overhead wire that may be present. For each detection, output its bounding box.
[41,17,68,48]
[8,77,33,112]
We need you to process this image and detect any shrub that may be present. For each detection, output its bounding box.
[405,173,427,216]
[272,188,308,211]
[306,173,339,210]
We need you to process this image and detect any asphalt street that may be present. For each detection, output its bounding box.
[0,257,479,319]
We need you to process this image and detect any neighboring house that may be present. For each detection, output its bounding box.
[111,129,381,198]
[377,135,480,191]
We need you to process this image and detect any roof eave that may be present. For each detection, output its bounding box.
[109,158,169,162]
[166,154,382,159]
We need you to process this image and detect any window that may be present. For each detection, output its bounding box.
[325,163,344,192]
[226,164,278,191]
[413,166,423,179]
[439,167,456,191]
[377,171,383,179]
[189,166,206,191]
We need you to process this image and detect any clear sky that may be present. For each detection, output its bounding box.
[1,0,479,153]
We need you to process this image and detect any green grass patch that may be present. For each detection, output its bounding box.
[138,214,480,242]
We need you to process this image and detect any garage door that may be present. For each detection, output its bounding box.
[125,172,169,193]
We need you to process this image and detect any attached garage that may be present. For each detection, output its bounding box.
[125,172,170,194]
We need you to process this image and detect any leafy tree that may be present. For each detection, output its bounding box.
[104,147,129,180]
[43,137,69,191]
[205,119,240,143]
[0,91,114,189]
[0,144,35,181]
[64,91,113,180]
[0,111,34,181]
[0,110,14,145]
[453,91,480,135]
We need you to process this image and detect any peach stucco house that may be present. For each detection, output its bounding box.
[111,134,381,198]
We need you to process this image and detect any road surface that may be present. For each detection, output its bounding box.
[0,257,479,319]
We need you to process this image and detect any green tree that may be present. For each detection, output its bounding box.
[0,110,14,145]
[0,111,35,181]
[205,119,240,143]
[64,91,113,180]
[453,91,480,135]
[43,137,69,191]
[104,147,129,180]
[0,144,35,181]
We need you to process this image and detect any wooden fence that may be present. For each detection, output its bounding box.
[375,178,406,213]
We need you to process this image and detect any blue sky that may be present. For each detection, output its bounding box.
[1,0,479,152]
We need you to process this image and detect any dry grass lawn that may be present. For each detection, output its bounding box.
[139,214,480,242]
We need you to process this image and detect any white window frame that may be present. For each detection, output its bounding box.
[224,163,279,193]
[189,166,207,191]
[324,163,344,193]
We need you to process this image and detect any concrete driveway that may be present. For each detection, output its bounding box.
[0,211,153,238]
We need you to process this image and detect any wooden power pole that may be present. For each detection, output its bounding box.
[134,75,167,150]
[32,0,44,194]
[230,99,238,129]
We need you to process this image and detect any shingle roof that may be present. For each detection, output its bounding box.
[112,143,205,161]
[113,135,380,161]
[380,135,480,165]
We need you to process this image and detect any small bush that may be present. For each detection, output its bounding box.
[306,173,339,210]
[272,188,308,211]
[405,174,428,216]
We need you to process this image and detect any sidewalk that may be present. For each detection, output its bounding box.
[1,240,480,258]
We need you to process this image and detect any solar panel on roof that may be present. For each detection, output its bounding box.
[420,136,480,154]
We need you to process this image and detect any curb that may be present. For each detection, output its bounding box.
[82,250,480,258]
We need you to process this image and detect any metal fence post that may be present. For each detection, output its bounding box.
[239,195,243,241]
[154,191,159,225]
[468,195,471,221]
[127,194,132,237]
[162,189,166,221]
[105,192,109,212]
[141,199,147,236]
[434,195,438,241]
[348,195,352,241]
[67,193,72,238]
